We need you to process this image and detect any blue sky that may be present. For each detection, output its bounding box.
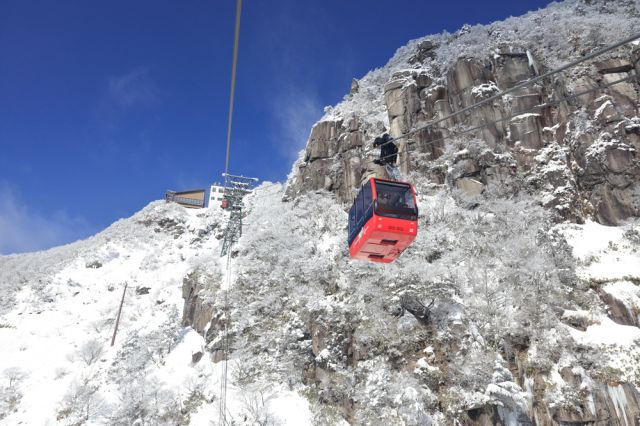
[0,0,555,254]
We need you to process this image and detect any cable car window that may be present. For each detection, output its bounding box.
[374,180,418,220]
[355,188,363,224]
[363,180,372,210]
[348,204,356,241]
[362,180,374,224]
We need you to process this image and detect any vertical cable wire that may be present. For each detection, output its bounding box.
[219,1,242,424]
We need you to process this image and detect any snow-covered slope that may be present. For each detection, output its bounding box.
[1,182,640,424]
[0,195,319,425]
[0,202,225,424]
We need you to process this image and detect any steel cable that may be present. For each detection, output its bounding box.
[376,31,640,150]
[219,0,243,425]
[376,74,636,167]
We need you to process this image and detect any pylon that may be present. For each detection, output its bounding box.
[220,173,258,256]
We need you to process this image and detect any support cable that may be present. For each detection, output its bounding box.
[223,0,242,178]
[377,74,636,167]
[219,1,242,425]
[376,31,640,150]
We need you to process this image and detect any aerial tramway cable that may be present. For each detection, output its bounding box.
[375,31,640,152]
[378,73,637,167]
[219,0,243,425]
[223,0,242,178]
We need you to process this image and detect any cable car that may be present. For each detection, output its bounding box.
[348,178,418,263]
[221,199,229,209]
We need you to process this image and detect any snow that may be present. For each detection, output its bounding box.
[188,361,312,426]
[568,317,640,347]
[1,174,639,423]
[266,390,313,426]
[594,100,614,120]
[526,50,539,75]
[624,117,640,132]
[511,112,541,120]
[0,201,225,425]
[471,82,499,99]
[559,220,640,281]
[152,328,207,388]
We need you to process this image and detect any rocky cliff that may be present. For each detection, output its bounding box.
[285,0,640,226]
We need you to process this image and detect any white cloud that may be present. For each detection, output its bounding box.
[270,87,323,162]
[0,182,93,255]
[107,67,159,108]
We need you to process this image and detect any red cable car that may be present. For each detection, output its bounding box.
[348,178,418,263]
[221,199,229,209]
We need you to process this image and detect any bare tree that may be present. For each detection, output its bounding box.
[240,387,275,426]
[400,294,435,324]
[79,339,105,366]
[3,368,26,389]
[1,368,27,420]
[58,372,107,425]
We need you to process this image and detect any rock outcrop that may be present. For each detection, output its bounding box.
[181,269,217,335]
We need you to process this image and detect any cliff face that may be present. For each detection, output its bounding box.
[285,0,640,225]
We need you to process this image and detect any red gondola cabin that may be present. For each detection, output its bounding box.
[348,178,418,263]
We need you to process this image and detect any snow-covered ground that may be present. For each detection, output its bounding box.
[559,219,640,384]
[0,199,313,425]
[561,220,640,281]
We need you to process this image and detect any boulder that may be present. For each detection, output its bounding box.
[594,58,634,74]
[415,72,433,89]
[350,78,359,95]
[384,78,404,93]
[384,85,406,119]
[305,120,343,161]
[493,51,535,89]
[418,39,434,52]
[599,287,640,327]
[409,39,436,64]
[594,185,636,225]
[346,115,359,132]
[602,73,637,115]
[182,272,216,334]
[512,93,542,113]
[509,114,544,150]
[191,351,203,364]
[604,145,635,173]
[456,178,484,196]
[447,58,493,109]
[339,130,364,152]
[384,82,420,134]
[135,286,150,295]
[284,30,640,229]
[594,99,620,124]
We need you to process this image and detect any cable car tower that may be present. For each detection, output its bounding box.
[220,172,258,256]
